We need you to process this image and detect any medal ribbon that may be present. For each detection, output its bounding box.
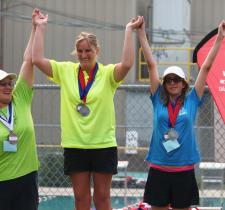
[78,63,98,104]
[0,102,14,131]
[167,100,181,128]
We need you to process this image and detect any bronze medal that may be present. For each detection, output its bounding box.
[168,128,179,140]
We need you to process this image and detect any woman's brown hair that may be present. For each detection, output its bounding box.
[160,79,190,106]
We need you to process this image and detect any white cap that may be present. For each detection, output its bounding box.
[163,66,186,79]
[0,69,16,81]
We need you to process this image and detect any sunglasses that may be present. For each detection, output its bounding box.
[0,81,14,88]
[164,76,183,84]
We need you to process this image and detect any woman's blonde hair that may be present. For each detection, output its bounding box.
[71,32,100,56]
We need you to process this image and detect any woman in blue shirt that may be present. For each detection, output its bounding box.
[138,16,225,210]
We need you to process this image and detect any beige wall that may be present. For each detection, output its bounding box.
[2,0,140,83]
[2,0,225,82]
[190,0,225,46]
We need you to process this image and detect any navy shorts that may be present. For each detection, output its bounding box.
[143,168,199,208]
[0,171,39,210]
[64,147,118,175]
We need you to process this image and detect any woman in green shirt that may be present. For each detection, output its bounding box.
[0,9,39,210]
[32,9,143,210]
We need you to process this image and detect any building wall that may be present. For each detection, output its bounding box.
[150,0,191,78]
[153,0,190,41]
[190,0,225,46]
[1,0,139,83]
[1,0,225,83]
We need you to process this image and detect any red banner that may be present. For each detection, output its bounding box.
[193,28,225,124]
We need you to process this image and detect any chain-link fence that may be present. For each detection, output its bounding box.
[34,84,225,210]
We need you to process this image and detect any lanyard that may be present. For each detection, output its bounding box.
[78,63,98,104]
[0,102,14,131]
[167,100,181,128]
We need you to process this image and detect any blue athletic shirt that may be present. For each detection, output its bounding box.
[146,85,202,166]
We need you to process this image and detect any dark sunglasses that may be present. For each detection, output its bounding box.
[0,81,14,88]
[164,76,183,84]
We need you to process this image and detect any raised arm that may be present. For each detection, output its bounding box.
[32,10,52,77]
[113,16,143,82]
[19,8,39,87]
[195,20,225,98]
[137,18,159,94]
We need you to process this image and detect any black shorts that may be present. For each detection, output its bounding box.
[143,168,199,209]
[0,171,39,210]
[64,147,118,175]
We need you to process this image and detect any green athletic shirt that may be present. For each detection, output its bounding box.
[50,60,121,149]
[0,76,39,181]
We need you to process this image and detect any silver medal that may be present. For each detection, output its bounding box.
[76,103,90,117]
[8,131,18,144]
